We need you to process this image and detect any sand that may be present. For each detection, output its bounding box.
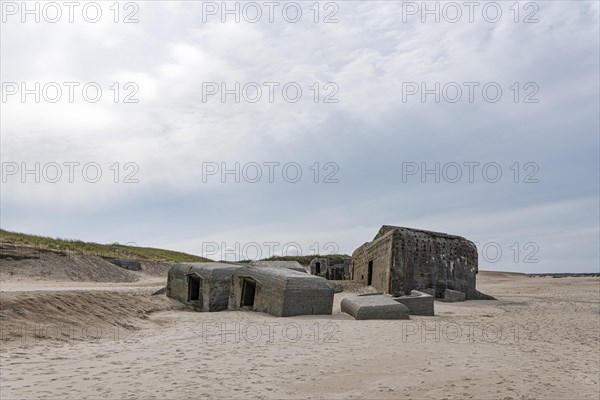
[1,269,598,399]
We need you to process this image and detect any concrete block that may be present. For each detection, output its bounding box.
[341,294,409,320]
[444,289,466,302]
[393,290,434,316]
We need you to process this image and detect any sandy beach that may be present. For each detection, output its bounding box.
[1,269,598,399]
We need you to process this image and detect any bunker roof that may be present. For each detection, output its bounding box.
[250,261,306,272]
[170,262,241,276]
[375,225,471,241]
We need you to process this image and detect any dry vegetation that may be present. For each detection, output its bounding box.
[0,229,211,263]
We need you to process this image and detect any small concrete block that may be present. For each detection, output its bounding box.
[152,286,167,296]
[341,294,409,320]
[420,288,436,297]
[110,258,142,271]
[393,290,434,316]
[444,289,466,302]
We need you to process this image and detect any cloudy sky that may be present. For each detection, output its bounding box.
[1,1,598,272]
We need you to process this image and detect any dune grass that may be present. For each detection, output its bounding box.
[0,229,211,263]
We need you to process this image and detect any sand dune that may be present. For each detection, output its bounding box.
[0,244,171,284]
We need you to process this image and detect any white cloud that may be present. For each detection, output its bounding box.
[1,1,598,272]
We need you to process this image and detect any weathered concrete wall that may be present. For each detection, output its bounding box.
[309,258,328,275]
[166,263,240,311]
[390,227,479,298]
[230,266,333,317]
[443,289,466,302]
[351,230,394,292]
[341,294,409,320]
[166,264,189,303]
[230,267,287,316]
[352,226,483,299]
[323,260,351,280]
[325,264,344,280]
[282,275,334,316]
[310,258,351,280]
[207,267,241,311]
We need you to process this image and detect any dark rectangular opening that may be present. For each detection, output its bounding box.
[367,261,373,285]
[241,279,256,307]
[315,262,321,274]
[188,276,202,301]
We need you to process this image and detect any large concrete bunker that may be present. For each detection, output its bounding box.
[166,262,241,311]
[229,266,334,317]
[352,225,491,300]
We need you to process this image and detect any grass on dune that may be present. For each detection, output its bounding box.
[0,229,211,263]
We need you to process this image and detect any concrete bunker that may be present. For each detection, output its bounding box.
[229,266,334,317]
[352,225,492,300]
[310,258,328,275]
[309,258,352,280]
[167,262,241,312]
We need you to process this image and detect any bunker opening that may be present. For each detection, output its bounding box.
[241,278,257,308]
[188,275,202,302]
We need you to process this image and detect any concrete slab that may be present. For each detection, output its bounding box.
[393,290,434,316]
[341,294,409,320]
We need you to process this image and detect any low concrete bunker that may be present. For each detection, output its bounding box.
[166,262,241,312]
[109,258,142,271]
[229,266,334,317]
